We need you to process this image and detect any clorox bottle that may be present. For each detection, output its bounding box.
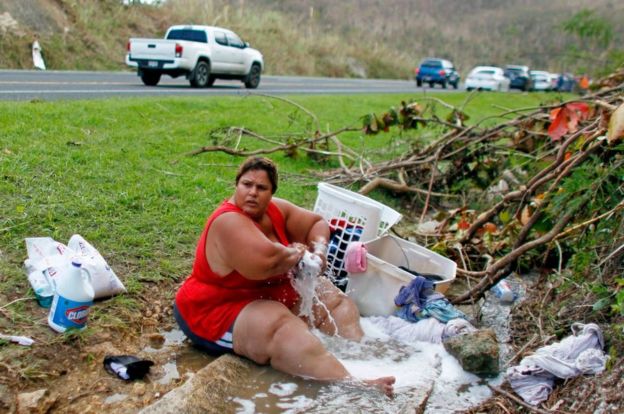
[48,260,94,333]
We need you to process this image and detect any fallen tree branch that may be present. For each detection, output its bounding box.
[555,199,624,241]
[358,177,459,198]
[187,126,359,158]
[487,385,552,414]
[453,208,578,304]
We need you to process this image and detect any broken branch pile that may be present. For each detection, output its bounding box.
[190,72,624,305]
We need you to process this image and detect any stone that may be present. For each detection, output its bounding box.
[132,382,146,396]
[16,389,55,414]
[139,354,254,414]
[443,328,500,376]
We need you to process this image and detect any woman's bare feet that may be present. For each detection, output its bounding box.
[362,376,396,397]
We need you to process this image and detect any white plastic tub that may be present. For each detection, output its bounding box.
[346,235,457,316]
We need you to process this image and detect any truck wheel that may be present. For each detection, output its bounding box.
[441,80,447,89]
[140,71,161,86]
[416,79,422,87]
[190,61,210,88]
[244,63,261,89]
[207,76,216,87]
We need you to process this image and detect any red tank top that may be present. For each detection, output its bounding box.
[175,200,300,341]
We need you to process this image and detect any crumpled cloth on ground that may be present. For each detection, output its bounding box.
[368,315,476,344]
[393,276,467,323]
[344,242,367,273]
[506,322,608,406]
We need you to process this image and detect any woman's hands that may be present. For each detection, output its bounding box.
[311,240,328,273]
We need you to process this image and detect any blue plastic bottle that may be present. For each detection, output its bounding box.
[491,279,515,303]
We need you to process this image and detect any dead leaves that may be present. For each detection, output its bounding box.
[607,102,624,144]
[548,102,591,141]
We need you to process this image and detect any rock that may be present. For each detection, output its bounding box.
[443,329,499,376]
[16,389,55,414]
[132,382,146,396]
[139,354,253,414]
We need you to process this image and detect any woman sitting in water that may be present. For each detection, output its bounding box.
[174,156,394,396]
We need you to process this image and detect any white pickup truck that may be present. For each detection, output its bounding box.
[125,25,264,88]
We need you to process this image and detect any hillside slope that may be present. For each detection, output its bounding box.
[0,0,623,79]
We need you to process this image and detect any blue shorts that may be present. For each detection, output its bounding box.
[173,303,234,355]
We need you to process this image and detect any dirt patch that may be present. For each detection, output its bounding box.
[0,282,203,414]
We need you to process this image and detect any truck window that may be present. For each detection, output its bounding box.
[166,29,208,43]
[214,31,228,46]
[227,33,244,48]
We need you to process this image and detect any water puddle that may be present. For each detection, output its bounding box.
[144,273,537,411]
[141,328,216,385]
[198,320,500,413]
[157,361,180,385]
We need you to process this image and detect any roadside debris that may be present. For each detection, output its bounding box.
[0,333,34,346]
[506,322,608,405]
[104,355,154,381]
[24,234,125,304]
[31,34,46,70]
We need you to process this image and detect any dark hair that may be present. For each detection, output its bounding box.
[235,156,278,194]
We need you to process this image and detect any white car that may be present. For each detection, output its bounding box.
[465,66,510,91]
[530,70,552,91]
[548,73,560,90]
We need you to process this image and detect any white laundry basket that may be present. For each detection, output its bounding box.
[346,234,457,316]
[313,182,402,288]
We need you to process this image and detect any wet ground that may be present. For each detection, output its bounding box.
[0,275,544,413]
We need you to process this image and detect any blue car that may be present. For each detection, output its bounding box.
[415,58,460,89]
[555,73,577,92]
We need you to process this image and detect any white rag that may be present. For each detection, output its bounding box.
[506,322,608,406]
[367,315,476,344]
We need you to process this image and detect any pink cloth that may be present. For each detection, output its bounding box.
[344,242,367,273]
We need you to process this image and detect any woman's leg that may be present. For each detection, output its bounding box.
[310,276,365,341]
[232,299,394,396]
[233,299,348,380]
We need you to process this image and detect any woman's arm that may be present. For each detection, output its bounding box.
[207,212,306,280]
[274,198,330,260]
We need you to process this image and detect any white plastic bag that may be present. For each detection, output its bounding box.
[24,237,72,289]
[24,235,126,300]
[67,234,126,299]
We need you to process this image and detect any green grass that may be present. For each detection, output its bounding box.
[0,92,569,305]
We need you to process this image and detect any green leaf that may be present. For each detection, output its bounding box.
[592,297,611,312]
[499,210,512,224]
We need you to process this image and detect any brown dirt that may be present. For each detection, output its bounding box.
[0,282,208,414]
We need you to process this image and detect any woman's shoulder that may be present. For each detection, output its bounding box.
[271,197,296,217]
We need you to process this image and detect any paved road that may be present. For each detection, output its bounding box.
[0,69,456,101]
